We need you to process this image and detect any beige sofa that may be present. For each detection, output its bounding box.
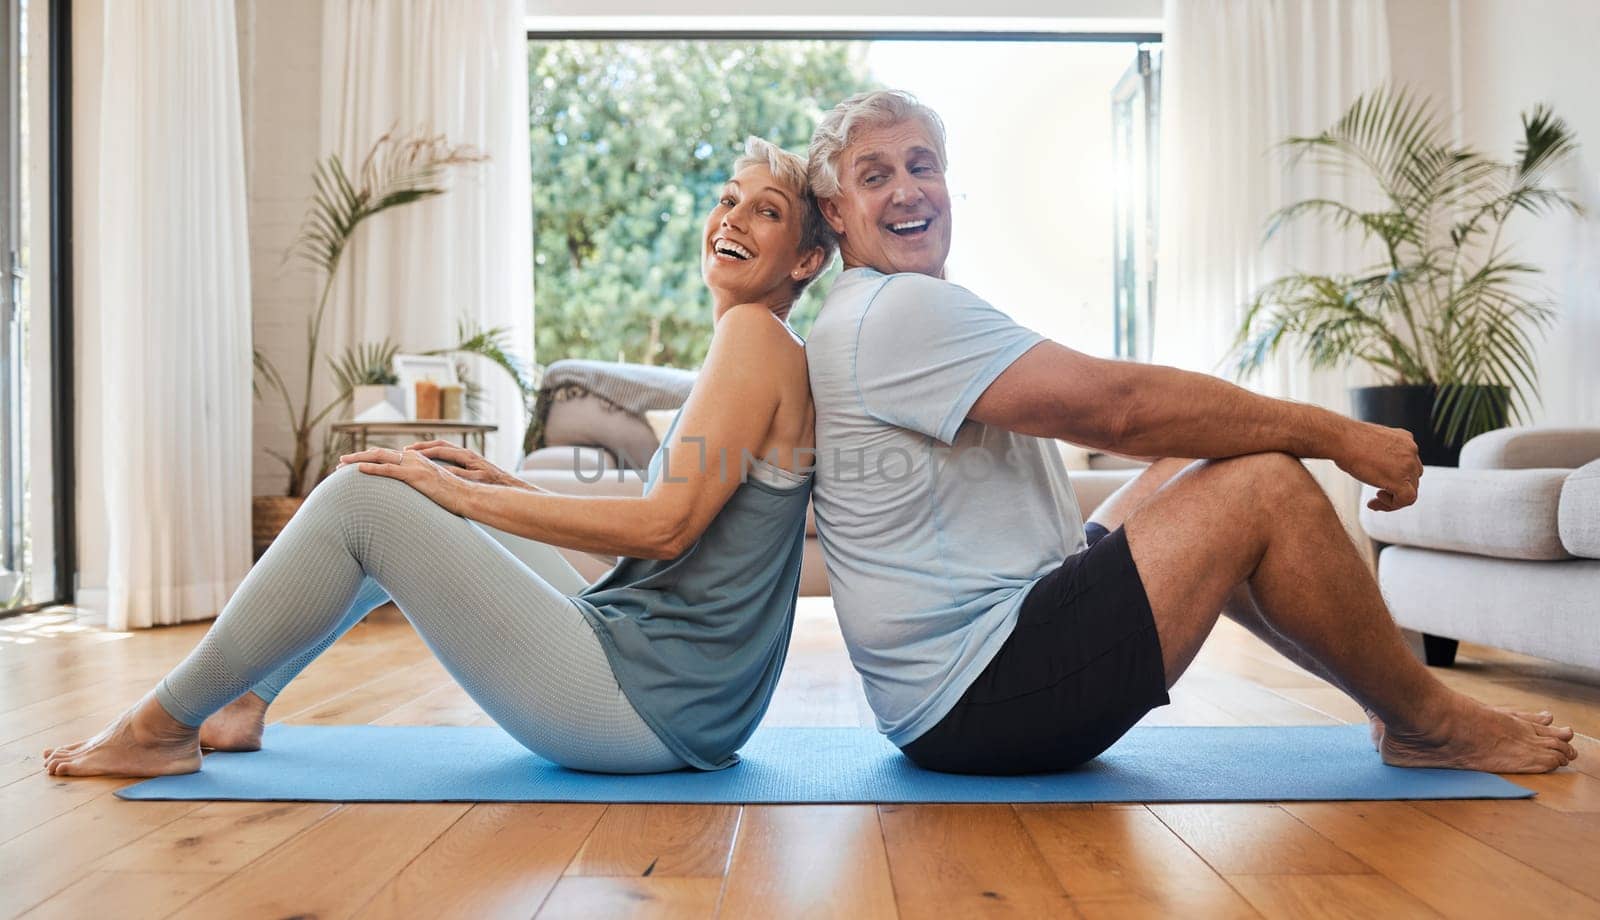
[1359,427,1600,670]
[517,443,1139,596]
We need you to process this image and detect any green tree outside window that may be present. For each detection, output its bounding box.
[529,40,878,368]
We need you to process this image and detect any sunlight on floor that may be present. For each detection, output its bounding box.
[0,608,132,645]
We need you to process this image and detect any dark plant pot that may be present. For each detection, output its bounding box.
[1349,385,1508,468]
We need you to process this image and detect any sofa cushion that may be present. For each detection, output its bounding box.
[1559,459,1600,559]
[519,445,621,475]
[1460,426,1600,470]
[1360,466,1572,561]
[541,390,661,469]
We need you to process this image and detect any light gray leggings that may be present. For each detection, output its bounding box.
[154,464,687,773]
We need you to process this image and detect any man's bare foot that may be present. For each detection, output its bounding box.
[199,692,269,752]
[1367,706,1555,751]
[1380,693,1578,773]
[42,693,201,777]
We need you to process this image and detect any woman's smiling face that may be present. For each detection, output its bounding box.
[702,164,815,313]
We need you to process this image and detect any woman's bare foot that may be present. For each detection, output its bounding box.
[1380,693,1578,773]
[42,693,201,777]
[199,692,269,752]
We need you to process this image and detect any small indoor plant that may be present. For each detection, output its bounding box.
[1232,87,1581,464]
[253,130,519,555]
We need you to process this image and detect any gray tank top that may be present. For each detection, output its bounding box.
[573,412,813,770]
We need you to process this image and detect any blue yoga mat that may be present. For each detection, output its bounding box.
[116,724,1532,804]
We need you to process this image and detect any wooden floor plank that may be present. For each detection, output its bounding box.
[1282,802,1600,917]
[1414,799,1600,902]
[1175,670,1341,727]
[0,771,126,844]
[94,801,338,874]
[1226,874,1441,919]
[18,870,228,920]
[1148,804,1370,876]
[372,681,487,726]
[165,803,467,920]
[718,805,897,920]
[566,804,740,878]
[0,676,161,745]
[353,803,605,920]
[285,659,456,726]
[1507,767,1600,813]
[535,876,722,919]
[1270,686,1371,724]
[0,794,201,917]
[1016,804,1258,919]
[877,804,1076,918]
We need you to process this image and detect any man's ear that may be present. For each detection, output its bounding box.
[818,196,847,236]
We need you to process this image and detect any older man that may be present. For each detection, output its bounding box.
[802,90,1574,776]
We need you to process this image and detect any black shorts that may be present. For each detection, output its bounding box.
[899,522,1170,775]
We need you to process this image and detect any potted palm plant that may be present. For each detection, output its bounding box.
[253,130,488,556]
[1232,88,1581,465]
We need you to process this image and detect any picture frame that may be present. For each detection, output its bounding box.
[391,354,460,419]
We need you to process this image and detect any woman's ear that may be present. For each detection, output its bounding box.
[792,247,827,283]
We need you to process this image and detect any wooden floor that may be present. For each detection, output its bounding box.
[3,598,1599,919]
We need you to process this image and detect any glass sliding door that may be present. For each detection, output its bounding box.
[1,0,30,612]
[2,0,21,608]
[1111,45,1161,363]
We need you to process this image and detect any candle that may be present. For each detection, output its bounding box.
[414,380,441,420]
[440,384,465,420]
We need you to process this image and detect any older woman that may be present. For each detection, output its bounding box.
[45,137,832,776]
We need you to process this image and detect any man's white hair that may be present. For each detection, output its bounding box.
[806,90,948,200]
[732,135,836,295]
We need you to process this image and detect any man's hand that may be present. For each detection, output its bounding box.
[401,440,529,490]
[1333,422,1424,512]
[340,447,474,514]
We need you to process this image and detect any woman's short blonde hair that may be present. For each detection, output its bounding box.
[731,136,836,296]
[806,90,948,200]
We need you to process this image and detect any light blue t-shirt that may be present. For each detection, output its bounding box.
[806,267,1085,747]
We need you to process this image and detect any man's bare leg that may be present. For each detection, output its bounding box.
[1091,460,1554,748]
[1114,452,1574,773]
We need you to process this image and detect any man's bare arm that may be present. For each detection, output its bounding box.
[968,341,1425,511]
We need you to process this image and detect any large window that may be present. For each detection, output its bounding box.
[528,33,1162,369]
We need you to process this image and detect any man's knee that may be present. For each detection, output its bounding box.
[1220,451,1326,511]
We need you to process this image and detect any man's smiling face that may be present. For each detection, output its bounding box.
[819,119,952,278]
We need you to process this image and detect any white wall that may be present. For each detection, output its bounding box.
[1388,0,1600,427]
[1456,1,1600,426]
[235,0,326,497]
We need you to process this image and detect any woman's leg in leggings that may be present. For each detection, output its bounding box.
[245,527,591,704]
[154,465,681,773]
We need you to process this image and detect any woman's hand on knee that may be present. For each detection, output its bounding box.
[339,447,472,513]
[402,441,525,490]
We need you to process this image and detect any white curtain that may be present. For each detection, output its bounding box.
[1154,0,1390,537]
[319,0,534,472]
[92,0,254,629]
